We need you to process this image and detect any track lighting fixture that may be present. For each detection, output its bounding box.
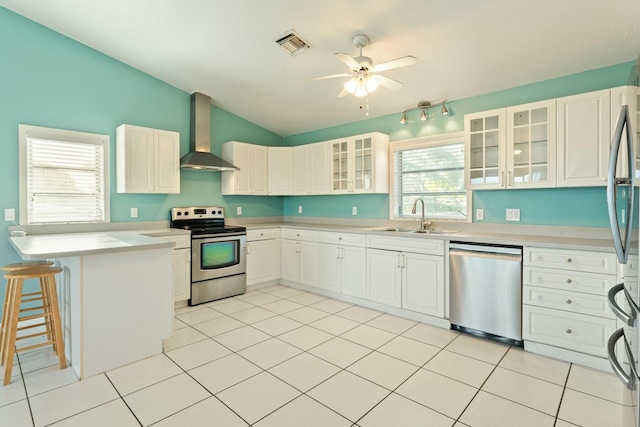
[400,100,449,124]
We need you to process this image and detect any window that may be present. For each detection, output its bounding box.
[391,132,467,221]
[19,125,110,225]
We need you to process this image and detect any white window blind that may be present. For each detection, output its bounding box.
[20,125,109,225]
[393,139,467,220]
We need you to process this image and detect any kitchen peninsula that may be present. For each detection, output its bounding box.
[9,231,182,378]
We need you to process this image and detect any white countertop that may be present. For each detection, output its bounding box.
[241,222,619,252]
[9,228,189,260]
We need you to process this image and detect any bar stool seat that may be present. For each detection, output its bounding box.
[1,266,66,385]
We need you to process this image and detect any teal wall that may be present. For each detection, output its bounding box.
[283,62,634,225]
[0,9,283,291]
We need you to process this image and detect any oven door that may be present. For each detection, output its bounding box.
[192,233,246,283]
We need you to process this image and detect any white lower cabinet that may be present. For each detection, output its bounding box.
[317,232,367,296]
[522,247,618,360]
[246,228,280,286]
[366,235,445,316]
[160,234,191,303]
[280,228,318,287]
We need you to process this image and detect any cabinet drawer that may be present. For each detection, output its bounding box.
[367,234,444,256]
[524,247,617,275]
[247,228,279,241]
[160,235,191,249]
[281,228,318,241]
[318,231,366,246]
[523,305,616,357]
[523,285,613,319]
[523,266,616,296]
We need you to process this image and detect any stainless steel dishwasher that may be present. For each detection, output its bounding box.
[449,242,523,346]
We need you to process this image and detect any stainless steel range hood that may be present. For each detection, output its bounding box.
[180,92,239,171]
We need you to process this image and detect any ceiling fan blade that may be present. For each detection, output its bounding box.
[337,88,350,98]
[371,56,417,73]
[335,53,361,70]
[307,73,352,81]
[372,74,403,91]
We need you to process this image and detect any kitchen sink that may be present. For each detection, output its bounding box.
[373,227,458,234]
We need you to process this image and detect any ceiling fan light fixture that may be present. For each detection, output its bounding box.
[354,82,368,97]
[343,78,358,94]
[364,77,379,93]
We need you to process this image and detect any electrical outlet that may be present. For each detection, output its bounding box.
[506,208,520,221]
[352,206,357,216]
[130,207,138,218]
[475,209,484,221]
[237,206,242,215]
[298,205,303,214]
[4,208,15,222]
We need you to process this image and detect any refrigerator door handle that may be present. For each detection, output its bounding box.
[608,328,636,391]
[607,105,635,264]
[608,283,638,326]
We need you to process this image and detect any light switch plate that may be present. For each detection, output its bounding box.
[475,209,484,221]
[130,207,138,218]
[237,206,242,215]
[4,208,15,222]
[298,205,303,214]
[352,206,357,216]
[506,208,520,221]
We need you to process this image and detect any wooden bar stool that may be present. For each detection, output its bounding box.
[1,266,66,385]
[1,261,55,365]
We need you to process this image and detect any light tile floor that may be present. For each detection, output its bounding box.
[1,284,636,427]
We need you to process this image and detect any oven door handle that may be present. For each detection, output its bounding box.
[193,231,247,240]
[608,328,636,391]
[608,283,637,326]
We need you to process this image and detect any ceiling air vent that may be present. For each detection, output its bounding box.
[275,30,312,56]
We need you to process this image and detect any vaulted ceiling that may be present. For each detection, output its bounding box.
[2,0,639,136]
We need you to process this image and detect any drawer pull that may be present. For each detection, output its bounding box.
[566,279,572,284]
[566,328,572,334]
[566,299,572,304]
[565,258,572,263]
[339,237,342,240]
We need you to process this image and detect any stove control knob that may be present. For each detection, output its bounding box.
[184,211,189,216]
[217,210,222,214]
[176,211,182,216]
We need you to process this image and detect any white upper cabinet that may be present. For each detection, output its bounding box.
[556,89,611,187]
[116,124,180,193]
[268,146,293,195]
[465,109,506,189]
[221,141,268,195]
[506,100,556,188]
[293,142,331,195]
[465,101,556,190]
[329,132,389,194]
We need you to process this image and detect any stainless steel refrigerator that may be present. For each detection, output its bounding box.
[607,57,640,427]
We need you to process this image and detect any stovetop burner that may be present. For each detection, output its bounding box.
[170,207,246,235]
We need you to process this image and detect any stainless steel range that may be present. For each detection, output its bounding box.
[170,207,246,305]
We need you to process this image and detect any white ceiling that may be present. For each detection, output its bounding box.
[2,0,640,136]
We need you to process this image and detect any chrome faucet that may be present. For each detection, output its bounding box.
[411,198,431,230]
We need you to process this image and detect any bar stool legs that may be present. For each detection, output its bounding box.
[1,265,66,385]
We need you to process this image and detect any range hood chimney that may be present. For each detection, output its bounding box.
[180,92,239,171]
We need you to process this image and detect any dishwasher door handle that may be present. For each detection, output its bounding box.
[450,249,522,262]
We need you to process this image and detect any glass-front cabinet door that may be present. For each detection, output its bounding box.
[331,139,349,192]
[465,109,506,189]
[353,136,373,191]
[506,100,556,188]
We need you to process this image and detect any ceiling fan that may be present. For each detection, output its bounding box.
[309,34,417,98]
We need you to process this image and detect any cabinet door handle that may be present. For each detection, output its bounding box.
[566,278,572,284]
[508,171,512,187]
[565,299,572,304]
[565,258,572,263]
[397,254,401,268]
[500,171,504,186]
[565,328,572,334]
[246,244,251,255]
